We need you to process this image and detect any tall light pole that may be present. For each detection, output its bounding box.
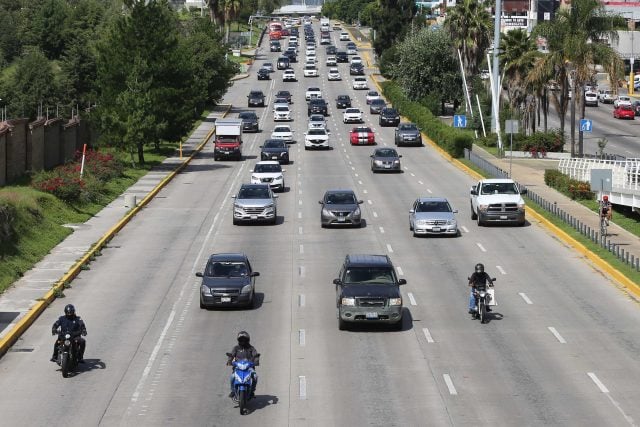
[491,0,502,133]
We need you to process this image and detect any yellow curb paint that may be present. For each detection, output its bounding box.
[0,105,231,357]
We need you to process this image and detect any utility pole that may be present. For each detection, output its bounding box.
[491,0,502,133]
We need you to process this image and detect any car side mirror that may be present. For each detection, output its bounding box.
[251,272,260,277]
[470,188,477,195]
[333,278,342,285]
[358,200,364,204]
[195,272,203,277]
[370,155,374,158]
[259,145,263,148]
[409,209,415,213]
[282,169,286,172]
[453,209,459,213]
[492,278,497,282]
[398,279,407,285]
[231,195,237,199]
[226,352,233,358]
[399,155,403,158]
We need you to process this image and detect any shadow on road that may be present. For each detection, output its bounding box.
[245,394,279,414]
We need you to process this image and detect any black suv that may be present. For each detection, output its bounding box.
[334,254,406,330]
[379,107,400,127]
[196,253,260,309]
[335,95,352,109]
[307,98,328,116]
[276,90,292,104]
[247,90,265,107]
[238,111,259,132]
[283,50,297,63]
[326,45,337,55]
[349,63,365,75]
[257,68,270,80]
[336,51,348,63]
[270,41,281,52]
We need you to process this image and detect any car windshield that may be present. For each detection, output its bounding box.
[372,100,385,105]
[249,92,262,97]
[310,115,324,122]
[354,127,371,133]
[305,65,315,69]
[276,107,289,111]
[344,267,395,285]
[308,88,320,92]
[264,140,285,148]
[205,262,248,277]
[237,187,271,199]
[383,109,398,115]
[277,91,290,97]
[273,126,290,133]
[399,124,417,131]
[375,149,398,158]
[367,91,378,96]
[255,163,282,173]
[308,129,326,135]
[239,112,257,119]
[263,63,272,67]
[416,201,451,212]
[325,192,356,204]
[346,108,360,113]
[481,182,519,195]
[339,96,350,100]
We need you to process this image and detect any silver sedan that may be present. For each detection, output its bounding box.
[370,148,402,172]
[409,197,459,237]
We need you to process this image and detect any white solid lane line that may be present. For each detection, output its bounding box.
[386,243,394,253]
[422,327,435,343]
[299,376,307,400]
[587,372,610,393]
[298,294,305,306]
[547,326,567,344]
[299,329,306,346]
[397,266,404,276]
[476,243,487,252]
[496,265,507,275]
[407,292,417,306]
[519,292,533,304]
[443,374,458,395]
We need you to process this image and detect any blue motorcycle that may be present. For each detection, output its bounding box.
[226,352,259,414]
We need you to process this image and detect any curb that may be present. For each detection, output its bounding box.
[0,104,231,357]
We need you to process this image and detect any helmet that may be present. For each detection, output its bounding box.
[64,304,76,318]
[475,263,484,273]
[237,331,250,346]
[603,195,609,201]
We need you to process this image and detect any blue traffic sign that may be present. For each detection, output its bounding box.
[580,119,593,132]
[453,115,467,128]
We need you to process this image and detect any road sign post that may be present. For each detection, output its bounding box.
[453,115,467,128]
[580,119,593,133]
[505,120,519,177]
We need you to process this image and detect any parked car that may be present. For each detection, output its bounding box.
[370,147,402,173]
[336,95,352,109]
[270,125,294,144]
[238,111,259,133]
[196,253,259,309]
[319,189,363,227]
[343,108,363,124]
[379,107,400,127]
[250,161,285,191]
[395,123,422,146]
[260,139,290,164]
[247,90,265,107]
[369,99,386,114]
[613,105,635,120]
[350,126,375,145]
[584,91,599,107]
[304,128,330,149]
[366,91,381,104]
[231,183,278,225]
[409,197,459,237]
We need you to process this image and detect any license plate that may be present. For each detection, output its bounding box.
[500,215,507,220]
[384,165,391,169]
[338,217,345,222]
[432,227,441,232]
[250,215,258,220]
[223,151,230,155]
[272,156,278,160]
[365,312,378,319]
[221,297,231,303]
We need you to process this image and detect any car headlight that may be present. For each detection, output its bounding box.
[353,207,361,216]
[478,204,489,212]
[416,219,428,226]
[322,208,333,216]
[517,203,526,211]
[389,298,402,306]
[275,175,283,180]
[241,284,253,294]
[201,285,212,296]
[234,204,244,213]
[374,160,383,165]
[341,297,355,306]
[393,160,400,164]
[447,219,457,225]
[251,175,259,180]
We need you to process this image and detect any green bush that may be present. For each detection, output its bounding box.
[514,129,564,153]
[381,81,473,158]
[544,169,594,200]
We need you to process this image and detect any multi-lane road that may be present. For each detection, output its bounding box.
[0,24,639,426]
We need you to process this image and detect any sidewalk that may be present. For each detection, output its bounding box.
[0,106,230,348]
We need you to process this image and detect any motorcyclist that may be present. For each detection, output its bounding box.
[50,304,87,363]
[227,331,259,398]
[468,263,494,314]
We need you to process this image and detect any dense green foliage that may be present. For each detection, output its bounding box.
[544,169,594,200]
[321,0,375,26]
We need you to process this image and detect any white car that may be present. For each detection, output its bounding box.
[365,90,381,104]
[350,56,363,65]
[273,105,291,121]
[282,69,297,82]
[614,95,632,108]
[305,87,322,100]
[326,56,337,66]
[328,68,341,81]
[347,46,358,55]
[308,114,327,130]
[305,53,317,63]
[304,65,319,77]
[343,108,363,123]
[271,125,294,144]
[340,32,350,41]
[250,161,285,191]
[305,59,316,67]
[584,91,599,107]
[304,128,330,150]
[352,77,368,90]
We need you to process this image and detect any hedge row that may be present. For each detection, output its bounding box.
[380,81,474,157]
[476,129,564,154]
[544,169,594,200]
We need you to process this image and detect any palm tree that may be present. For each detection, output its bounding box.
[499,29,540,117]
[222,0,242,43]
[444,0,493,76]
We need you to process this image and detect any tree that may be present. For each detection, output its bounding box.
[32,0,70,60]
[222,0,241,43]
[444,0,492,76]
[5,48,58,119]
[370,0,416,55]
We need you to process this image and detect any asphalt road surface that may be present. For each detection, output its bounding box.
[0,24,639,427]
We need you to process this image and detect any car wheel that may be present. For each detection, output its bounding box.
[477,214,484,226]
[392,318,403,331]
[233,218,239,226]
[409,220,413,231]
[338,317,348,331]
[470,203,478,220]
[200,298,205,309]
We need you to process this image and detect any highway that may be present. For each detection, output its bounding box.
[0,23,639,427]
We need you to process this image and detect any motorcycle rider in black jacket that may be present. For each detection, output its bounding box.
[50,304,87,363]
[468,263,494,314]
[227,331,259,398]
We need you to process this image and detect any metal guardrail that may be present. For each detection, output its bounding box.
[465,148,640,272]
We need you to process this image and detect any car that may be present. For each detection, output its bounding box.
[270,41,281,52]
[282,69,297,82]
[599,90,615,103]
[308,114,327,130]
[283,50,297,63]
[261,62,274,72]
[326,45,337,55]
[350,126,375,145]
[334,254,406,330]
[238,111,259,133]
[347,46,357,55]
[379,107,400,127]
[343,108,363,123]
[339,31,350,41]
[370,147,402,173]
[336,95,352,109]
[365,91,381,104]
[304,128,330,149]
[231,183,278,225]
[321,36,331,45]
[304,58,316,68]
[307,98,328,116]
[350,56,363,65]
[613,104,635,119]
[395,123,422,146]
[352,77,368,90]
[336,51,348,63]
[326,56,337,66]
[614,95,632,108]
[260,139,290,164]
[247,90,265,107]
[275,90,292,104]
[305,54,317,64]
[273,105,291,121]
[333,24,341,30]
[276,56,290,70]
[319,189,363,227]
[349,63,365,75]
[250,161,285,191]
[257,68,270,80]
[327,68,341,81]
[271,125,294,144]
[281,28,290,37]
[196,253,259,309]
[304,64,319,77]
[584,91,599,107]
[305,87,322,100]
[409,197,459,237]
[369,99,386,114]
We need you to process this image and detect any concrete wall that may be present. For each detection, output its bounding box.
[44,119,62,170]
[0,125,7,187]
[27,119,45,172]
[62,119,79,163]
[5,119,28,182]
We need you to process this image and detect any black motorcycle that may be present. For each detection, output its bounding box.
[55,332,81,378]
[469,278,496,324]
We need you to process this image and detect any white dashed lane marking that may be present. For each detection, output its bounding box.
[443,374,458,395]
[496,265,506,275]
[379,227,385,234]
[397,266,404,276]
[548,327,566,344]
[407,292,417,305]
[461,226,469,233]
[298,294,305,306]
[519,292,533,304]
[386,244,394,253]
[422,327,435,343]
[476,243,487,252]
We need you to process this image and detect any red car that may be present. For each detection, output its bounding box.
[613,105,635,119]
[350,127,375,145]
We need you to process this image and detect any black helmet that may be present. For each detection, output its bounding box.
[64,304,76,317]
[475,263,484,273]
[237,331,250,346]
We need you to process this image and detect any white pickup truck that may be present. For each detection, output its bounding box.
[470,178,526,226]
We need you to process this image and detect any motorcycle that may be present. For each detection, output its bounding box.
[226,352,260,415]
[55,332,81,378]
[469,278,496,324]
